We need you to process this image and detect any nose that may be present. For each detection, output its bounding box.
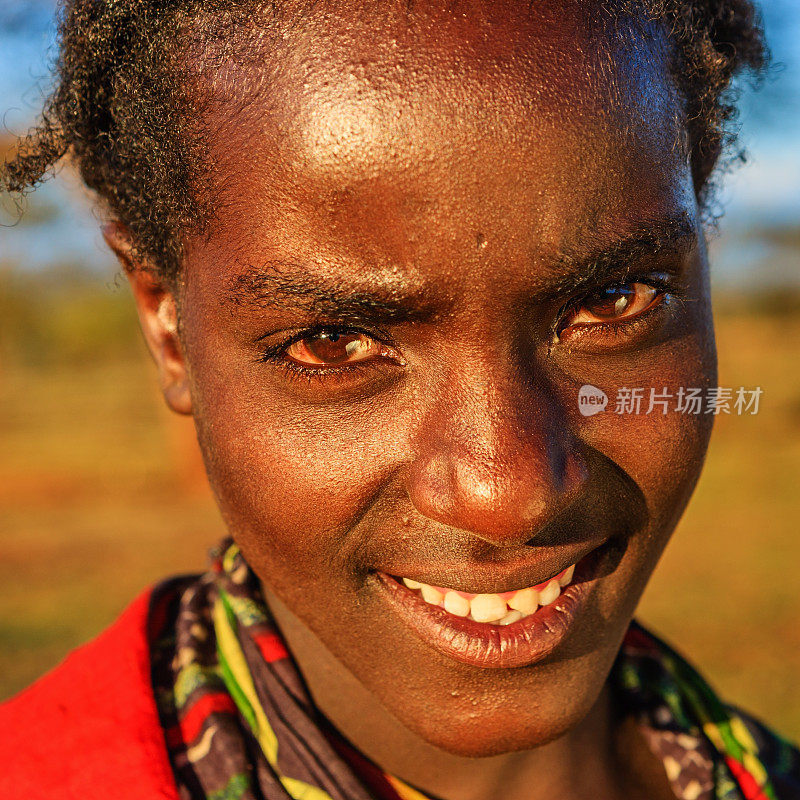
[405,367,589,548]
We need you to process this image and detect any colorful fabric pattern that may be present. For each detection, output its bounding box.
[149,540,800,800]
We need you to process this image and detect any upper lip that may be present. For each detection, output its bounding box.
[375,540,604,595]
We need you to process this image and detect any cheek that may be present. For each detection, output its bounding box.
[590,372,714,522]
[187,358,413,594]
[557,321,717,618]
[607,336,715,530]
[561,282,716,510]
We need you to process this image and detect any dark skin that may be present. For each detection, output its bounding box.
[107,2,717,799]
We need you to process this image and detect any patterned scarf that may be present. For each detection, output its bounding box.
[149,540,798,800]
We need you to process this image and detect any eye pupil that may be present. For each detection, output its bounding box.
[586,286,634,319]
[560,281,662,336]
[283,329,381,367]
[305,332,363,363]
[279,328,395,371]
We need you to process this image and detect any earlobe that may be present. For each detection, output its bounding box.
[102,221,193,416]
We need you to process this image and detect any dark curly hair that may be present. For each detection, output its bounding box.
[1,0,768,282]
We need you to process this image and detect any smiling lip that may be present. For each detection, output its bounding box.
[373,547,604,669]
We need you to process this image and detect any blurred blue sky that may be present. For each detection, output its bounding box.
[1,0,798,285]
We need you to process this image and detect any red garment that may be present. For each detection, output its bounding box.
[0,589,179,800]
[4,575,799,800]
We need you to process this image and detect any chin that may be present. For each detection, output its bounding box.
[385,680,604,758]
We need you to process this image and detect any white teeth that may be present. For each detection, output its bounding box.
[538,579,561,606]
[469,593,507,623]
[398,561,576,624]
[443,591,471,618]
[420,585,444,606]
[507,587,539,615]
[499,609,524,626]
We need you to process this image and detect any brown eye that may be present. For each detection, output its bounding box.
[563,282,661,328]
[285,331,384,366]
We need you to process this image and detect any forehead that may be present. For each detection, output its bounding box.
[192,0,690,274]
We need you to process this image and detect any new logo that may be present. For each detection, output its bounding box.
[577,384,608,416]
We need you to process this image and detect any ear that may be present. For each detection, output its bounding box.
[103,221,193,416]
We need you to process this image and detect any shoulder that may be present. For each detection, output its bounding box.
[621,622,800,799]
[0,586,183,800]
[730,705,800,800]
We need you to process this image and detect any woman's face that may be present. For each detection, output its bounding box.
[163,1,716,756]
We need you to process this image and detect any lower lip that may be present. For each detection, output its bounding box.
[373,551,602,670]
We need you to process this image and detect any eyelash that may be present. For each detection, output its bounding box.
[255,325,397,385]
[256,275,682,382]
[552,273,680,344]
[558,293,670,343]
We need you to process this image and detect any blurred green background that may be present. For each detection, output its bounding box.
[1,0,799,743]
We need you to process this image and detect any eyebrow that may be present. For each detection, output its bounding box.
[226,262,442,327]
[534,213,698,300]
[224,214,697,324]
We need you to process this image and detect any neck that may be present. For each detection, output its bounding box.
[324,680,624,800]
[262,585,672,800]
